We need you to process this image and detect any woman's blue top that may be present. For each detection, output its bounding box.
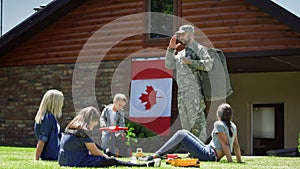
[34,112,61,160]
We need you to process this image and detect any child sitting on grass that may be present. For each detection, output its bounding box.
[58,106,161,167]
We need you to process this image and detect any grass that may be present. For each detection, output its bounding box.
[0,146,299,169]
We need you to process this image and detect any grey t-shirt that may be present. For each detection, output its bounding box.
[108,105,117,126]
[209,120,237,152]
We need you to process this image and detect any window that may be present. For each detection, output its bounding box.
[253,107,275,139]
[145,0,177,43]
[252,103,284,155]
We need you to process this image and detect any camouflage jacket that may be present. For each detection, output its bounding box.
[165,41,213,92]
[165,41,233,101]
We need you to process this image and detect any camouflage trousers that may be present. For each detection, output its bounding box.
[177,89,207,142]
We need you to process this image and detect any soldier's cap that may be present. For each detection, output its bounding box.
[175,25,194,34]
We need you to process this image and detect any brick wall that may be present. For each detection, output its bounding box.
[0,60,180,148]
[0,61,126,146]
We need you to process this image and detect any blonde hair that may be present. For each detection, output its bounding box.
[113,93,127,102]
[35,89,64,124]
[66,106,100,131]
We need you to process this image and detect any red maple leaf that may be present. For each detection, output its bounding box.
[139,86,158,110]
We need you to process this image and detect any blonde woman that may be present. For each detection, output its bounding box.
[34,89,64,160]
[58,106,160,167]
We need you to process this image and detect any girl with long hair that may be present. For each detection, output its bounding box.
[34,89,64,160]
[141,103,242,163]
[58,106,160,167]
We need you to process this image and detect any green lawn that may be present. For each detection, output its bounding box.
[0,146,299,169]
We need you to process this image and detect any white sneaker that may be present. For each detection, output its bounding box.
[129,157,137,164]
[154,158,161,167]
[146,158,161,167]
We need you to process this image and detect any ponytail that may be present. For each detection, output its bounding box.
[217,103,233,137]
[224,120,233,137]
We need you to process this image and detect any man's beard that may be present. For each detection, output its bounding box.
[183,37,191,45]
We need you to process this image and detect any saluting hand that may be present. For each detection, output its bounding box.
[168,35,182,49]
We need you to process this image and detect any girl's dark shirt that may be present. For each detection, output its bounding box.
[34,112,61,160]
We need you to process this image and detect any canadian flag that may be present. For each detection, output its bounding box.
[129,58,173,135]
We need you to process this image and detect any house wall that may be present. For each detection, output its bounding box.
[0,61,123,146]
[181,0,300,53]
[0,60,180,147]
[1,0,300,67]
[227,72,300,155]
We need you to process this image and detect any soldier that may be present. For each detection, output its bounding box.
[165,25,214,141]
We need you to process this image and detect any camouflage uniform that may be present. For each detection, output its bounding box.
[165,41,213,141]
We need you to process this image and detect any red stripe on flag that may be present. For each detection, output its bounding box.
[133,68,172,80]
[132,59,173,80]
[128,117,170,136]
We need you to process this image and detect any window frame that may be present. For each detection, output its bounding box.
[143,0,180,47]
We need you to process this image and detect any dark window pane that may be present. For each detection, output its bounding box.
[149,0,174,39]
